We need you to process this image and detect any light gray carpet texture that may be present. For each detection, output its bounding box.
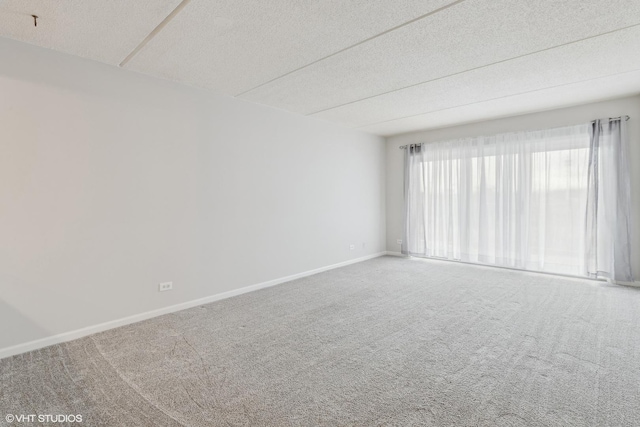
[2,256,640,426]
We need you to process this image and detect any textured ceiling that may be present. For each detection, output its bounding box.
[0,0,181,64]
[123,0,454,96]
[1,0,639,136]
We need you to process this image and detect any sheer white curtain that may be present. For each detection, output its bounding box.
[403,119,633,280]
[403,124,591,276]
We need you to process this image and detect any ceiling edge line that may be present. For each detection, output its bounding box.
[309,22,640,117]
[234,0,467,97]
[355,68,640,129]
[119,0,192,67]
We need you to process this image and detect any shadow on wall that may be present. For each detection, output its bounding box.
[0,299,50,354]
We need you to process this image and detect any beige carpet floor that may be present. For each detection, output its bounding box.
[2,256,640,426]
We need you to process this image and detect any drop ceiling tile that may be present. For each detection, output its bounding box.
[241,0,640,115]
[314,26,640,127]
[123,0,455,95]
[0,0,182,65]
[358,70,640,136]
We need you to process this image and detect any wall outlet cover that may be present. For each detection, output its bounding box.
[159,282,173,292]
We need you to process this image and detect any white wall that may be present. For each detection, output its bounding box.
[0,38,386,352]
[386,96,640,278]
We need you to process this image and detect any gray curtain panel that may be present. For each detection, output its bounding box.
[585,118,633,282]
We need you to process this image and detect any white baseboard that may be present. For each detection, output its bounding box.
[385,251,406,257]
[616,280,640,288]
[0,252,386,360]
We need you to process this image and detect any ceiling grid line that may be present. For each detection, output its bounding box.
[308,21,640,117]
[119,0,192,67]
[234,0,467,97]
[356,68,640,129]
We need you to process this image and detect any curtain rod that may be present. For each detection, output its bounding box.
[398,115,631,149]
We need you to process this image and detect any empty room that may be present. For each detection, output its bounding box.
[1,1,639,426]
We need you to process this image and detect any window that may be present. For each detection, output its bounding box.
[403,123,616,277]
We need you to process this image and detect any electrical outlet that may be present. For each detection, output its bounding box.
[349,244,355,250]
[159,282,173,292]
[397,239,403,245]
